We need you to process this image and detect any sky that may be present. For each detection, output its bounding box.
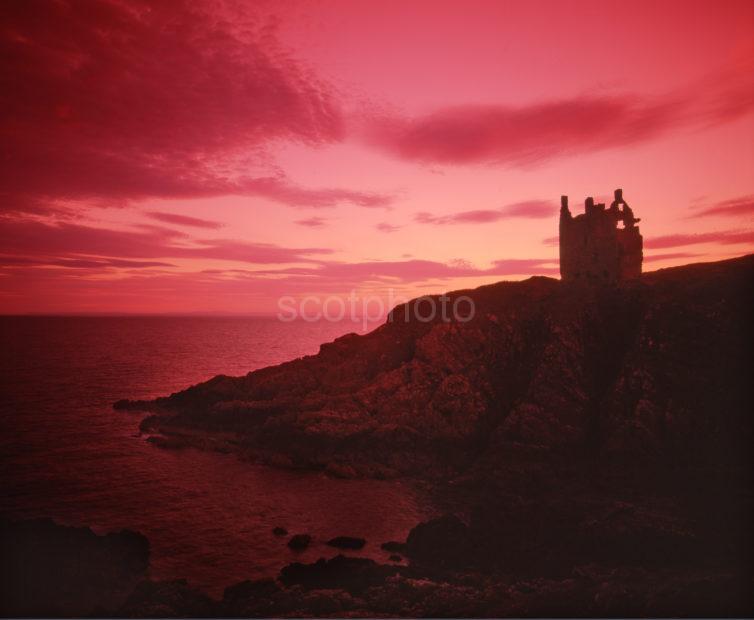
[1,0,753,315]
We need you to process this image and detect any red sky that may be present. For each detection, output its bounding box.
[1,0,753,314]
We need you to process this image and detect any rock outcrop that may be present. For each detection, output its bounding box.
[326,536,366,550]
[99,255,754,617]
[119,255,753,480]
[0,518,149,617]
[6,256,753,618]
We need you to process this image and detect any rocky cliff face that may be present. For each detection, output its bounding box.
[123,255,753,480]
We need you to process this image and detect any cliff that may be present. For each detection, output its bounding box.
[119,254,753,480]
[11,255,753,617]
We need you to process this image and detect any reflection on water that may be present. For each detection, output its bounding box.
[0,317,431,595]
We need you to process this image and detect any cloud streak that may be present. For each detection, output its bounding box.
[246,257,559,283]
[241,176,392,209]
[417,200,556,225]
[146,212,224,230]
[0,255,175,269]
[295,217,328,228]
[365,52,754,167]
[645,230,754,249]
[368,98,677,166]
[376,222,400,233]
[691,196,754,218]
[0,218,332,266]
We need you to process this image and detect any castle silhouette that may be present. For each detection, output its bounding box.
[559,189,643,282]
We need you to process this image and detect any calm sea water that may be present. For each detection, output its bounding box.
[0,316,431,595]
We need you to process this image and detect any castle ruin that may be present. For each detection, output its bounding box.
[559,189,643,283]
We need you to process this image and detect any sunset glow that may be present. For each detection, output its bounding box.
[1,0,753,314]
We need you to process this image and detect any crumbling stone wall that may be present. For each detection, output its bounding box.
[559,189,643,283]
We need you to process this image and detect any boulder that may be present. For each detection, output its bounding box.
[381,540,406,552]
[287,533,312,550]
[279,555,403,593]
[405,514,474,568]
[326,536,366,550]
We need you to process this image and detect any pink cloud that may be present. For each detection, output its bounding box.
[0,1,389,213]
[146,212,223,230]
[369,98,677,166]
[0,218,332,265]
[691,196,754,218]
[645,230,754,249]
[242,176,392,209]
[376,222,400,233]
[417,200,555,225]
[365,51,754,167]
[246,257,558,283]
[295,217,328,228]
[500,201,556,218]
[0,255,174,269]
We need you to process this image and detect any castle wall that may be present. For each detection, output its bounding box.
[559,195,643,283]
[616,227,643,279]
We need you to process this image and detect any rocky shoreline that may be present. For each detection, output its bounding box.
[112,255,754,616]
[115,256,754,483]
[3,491,752,618]
[5,255,752,617]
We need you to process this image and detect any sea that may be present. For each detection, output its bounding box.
[0,316,432,595]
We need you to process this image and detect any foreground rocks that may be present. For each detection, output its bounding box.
[0,518,149,617]
[326,536,366,549]
[279,555,403,592]
[3,504,752,617]
[287,533,312,550]
[115,509,754,617]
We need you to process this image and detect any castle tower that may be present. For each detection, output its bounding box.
[559,189,643,283]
